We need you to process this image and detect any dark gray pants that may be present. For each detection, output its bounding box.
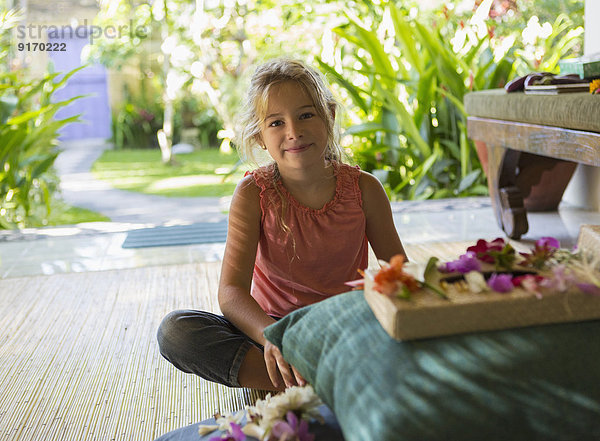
[157,310,259,387]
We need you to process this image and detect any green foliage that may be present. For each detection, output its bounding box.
[36,199,111,226]
[111,87,170,150]
[321,2,510,200]
[450,1,583,74]
[516,13,584,73]
[0,69,84,228]
[181,97,223,149]
[0,9,85,228]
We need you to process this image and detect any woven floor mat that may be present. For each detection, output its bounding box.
[0,263,266,441]
[122,222,228,249]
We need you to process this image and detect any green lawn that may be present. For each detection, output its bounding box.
[46,201,111,225]
[24,199,111,228]
[91,148,249,197]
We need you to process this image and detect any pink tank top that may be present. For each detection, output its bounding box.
[248,161,368,317]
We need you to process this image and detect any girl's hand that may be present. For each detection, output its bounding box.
[264,340,306,389]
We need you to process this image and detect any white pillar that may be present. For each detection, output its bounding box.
[562,0,600,211]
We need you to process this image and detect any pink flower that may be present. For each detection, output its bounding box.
[487,273,514,293]
[466,238,513,268]
[512,274,545,299]
[520,237,560,270]
[467,238,506,263]
[209,423,246,441]
[269,412,314,441]
[540,265,575,292]
[536,237,560,249]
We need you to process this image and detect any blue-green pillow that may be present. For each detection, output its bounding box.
[264,290,600,441]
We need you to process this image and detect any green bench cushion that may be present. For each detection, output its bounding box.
[464,89,600,133]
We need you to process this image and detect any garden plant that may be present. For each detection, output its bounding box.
[0,8,87,228]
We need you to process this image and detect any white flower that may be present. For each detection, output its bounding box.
[197,409,245,436]
[244,385,322,440]
[464,271,488,293]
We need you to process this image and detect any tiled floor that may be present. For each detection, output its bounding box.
[2,198,599,279]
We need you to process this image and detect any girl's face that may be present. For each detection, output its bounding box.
[259,80,329,173]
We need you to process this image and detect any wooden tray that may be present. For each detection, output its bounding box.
[364,265,600,341]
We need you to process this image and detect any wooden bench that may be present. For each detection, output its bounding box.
[465,89,600,239]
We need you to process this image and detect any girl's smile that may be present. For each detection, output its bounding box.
[284,143,312,153]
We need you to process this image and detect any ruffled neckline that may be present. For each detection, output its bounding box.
[275,162,344,215]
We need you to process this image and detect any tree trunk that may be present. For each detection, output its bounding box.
[158,2,173,165]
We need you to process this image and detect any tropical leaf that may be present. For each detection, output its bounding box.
[388,4,423,74]
[316,59,369,115]
[458,170,482,193]
[344,122,390,136]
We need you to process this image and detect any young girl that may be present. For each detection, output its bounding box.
[157,58,406,391]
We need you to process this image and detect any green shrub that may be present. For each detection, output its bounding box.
[0,9,84,228]
[320,2,518,200]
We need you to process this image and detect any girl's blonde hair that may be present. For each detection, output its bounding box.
[235,58,344,165]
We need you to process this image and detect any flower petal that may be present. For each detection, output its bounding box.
[242,423,264,439]
[198,425,219,435]
[577,283,600,296]
[537,236,560,249]
[487,273,514,293]
[445,251,481,273]
[271,420,293,438]
[464,271,488,293]
[344,279,364,289]
[230,422,246,441]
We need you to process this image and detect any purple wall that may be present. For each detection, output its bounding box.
[48,28,111,140]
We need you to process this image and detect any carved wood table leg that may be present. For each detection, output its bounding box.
[485,144,528,240]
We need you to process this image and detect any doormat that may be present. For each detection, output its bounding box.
[122,222,228,248]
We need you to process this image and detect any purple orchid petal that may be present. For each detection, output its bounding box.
[577,283,600,296]
[230,423,246,441]
[537,236,560,249]
[271,420,294,438]
[286,411,299,428]
[445,251,481,273]
[271,412,316,441]
[488,273,514,293]
[297,419,315,441]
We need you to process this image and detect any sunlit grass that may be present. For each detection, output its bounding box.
[91,148,250,197]
[47,202,111,225]
[29,199,111,227]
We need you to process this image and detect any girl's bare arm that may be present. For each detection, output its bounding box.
[359,171,408,262]
[218,175,274,345]
[218,175,305,388]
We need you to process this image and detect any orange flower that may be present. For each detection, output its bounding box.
[373,255,420,297]
[590,79,600,94]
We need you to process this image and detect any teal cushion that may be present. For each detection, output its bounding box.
[264,290,600,441]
